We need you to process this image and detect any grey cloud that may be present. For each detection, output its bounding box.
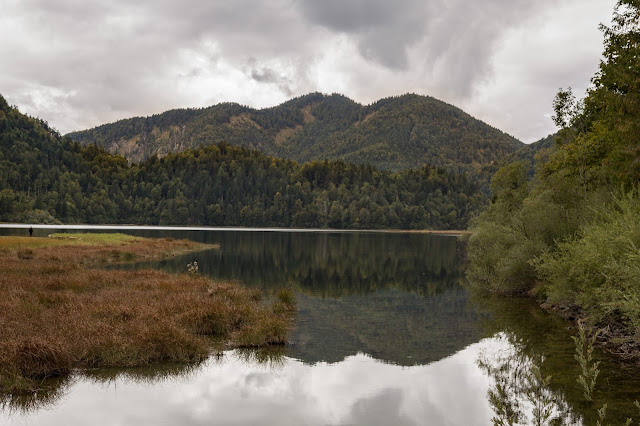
[298,0,428,70]
[2,0,311,131]
[296,0,555,85]
[250,67,294,96]
[415,0,554,98]
[357,28,418,70]
[297,0,402,32]
[0,0,613,140]
[251,68,280,84]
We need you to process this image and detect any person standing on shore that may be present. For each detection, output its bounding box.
[29,226,33,237]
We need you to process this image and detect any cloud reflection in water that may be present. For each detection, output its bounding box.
[0,339,509,426]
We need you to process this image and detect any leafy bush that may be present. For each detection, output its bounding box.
[18,209,61,225]
[465,221,541,294]
[536,193,640,335]
[466,173,584,295]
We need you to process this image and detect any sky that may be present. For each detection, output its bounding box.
[0,0,616,143]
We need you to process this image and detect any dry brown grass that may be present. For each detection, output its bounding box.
[0,235,296,394]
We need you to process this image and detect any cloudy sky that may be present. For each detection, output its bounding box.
[1,0,615,142]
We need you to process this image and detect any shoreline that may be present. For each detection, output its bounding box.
[0,223,470,235]
[540,301,640,364]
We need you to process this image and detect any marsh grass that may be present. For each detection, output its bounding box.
[47,233,139,244]
[0,235,295,395]
[3,233,136,250]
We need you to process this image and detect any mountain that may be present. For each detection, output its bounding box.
[67,93,524,173]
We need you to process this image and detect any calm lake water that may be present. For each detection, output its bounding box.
[1,226,640,425]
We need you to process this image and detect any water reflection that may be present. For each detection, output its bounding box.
[478,333,578,425]
[474,294,640,424]
[125,231,463,297]
[3,228,463,297]
[291,288,481,365]
[2,228,640,424]
[5,331,638,426]
[104,231,482,366]
[0,376,74,416]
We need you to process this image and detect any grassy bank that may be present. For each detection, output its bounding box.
[0,234,296,394]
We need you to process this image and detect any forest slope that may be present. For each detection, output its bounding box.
[68,93,523,174]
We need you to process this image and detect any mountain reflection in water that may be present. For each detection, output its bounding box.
[112,230,483,366]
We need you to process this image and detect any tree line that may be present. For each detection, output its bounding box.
[466,0,640,351]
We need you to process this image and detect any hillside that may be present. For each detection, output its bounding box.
[0,94,487,230]
[501,133,556,168]
[0,94,129,224]
[67,93,524,173]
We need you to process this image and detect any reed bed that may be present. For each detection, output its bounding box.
[0,235,295,394]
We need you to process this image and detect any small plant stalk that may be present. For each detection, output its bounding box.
[572,323,600,402]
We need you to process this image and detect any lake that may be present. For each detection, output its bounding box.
[1,226,639,425]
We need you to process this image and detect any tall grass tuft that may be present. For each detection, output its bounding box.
[272,288,297,314]
[16,248,34,260]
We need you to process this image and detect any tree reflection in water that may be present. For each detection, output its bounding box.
[478,332,578,426]
[474,294,640,425]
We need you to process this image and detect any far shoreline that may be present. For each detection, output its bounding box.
[0,223,470,236]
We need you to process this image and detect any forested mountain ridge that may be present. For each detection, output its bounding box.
[471,133,558,193]
[67,93,524,173]
[0,93,486,230]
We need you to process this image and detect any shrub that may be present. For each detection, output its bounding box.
[536,193,640,336]
[465,221,541,294]
[466,187,579,295]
